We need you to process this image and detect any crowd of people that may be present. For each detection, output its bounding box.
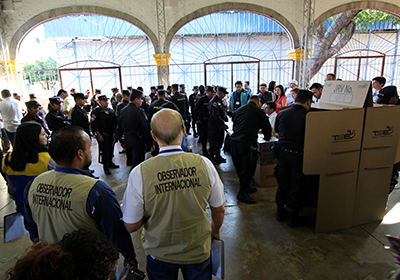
[0,73,399,279]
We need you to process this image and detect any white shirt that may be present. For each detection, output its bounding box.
[0,97,22,133]
[62,95,74,120]
[268,111,277,133]
[123,145,225,224]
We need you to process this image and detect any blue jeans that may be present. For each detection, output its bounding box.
[146,255,212,280]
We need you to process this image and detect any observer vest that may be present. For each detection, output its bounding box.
[28,170,100,243]
[140,152,212,264]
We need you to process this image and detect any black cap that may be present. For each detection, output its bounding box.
[206,85,215,93]
[70,88,76,92]
[171,84,179,90]
[157,85,164,90]
[49,96,63,104]
[296,89,314,101]
[72,93,88,100]
[111,87,118,92]
[97,95,109,101]
[137,86,143,92]
[193,86,199,91]
[57,89,67,96]
[127,86,133,90]
[167,85,172,90]
[122,90,130,97]
[179,84,185,88]
[130,89,142,101]
[377,86,398,104]
[29,93,36,99]
[150,86,156,90]
[95,89,101,93]
[217,86,228,95]
[25,100,41,109]
[13,93,18,97]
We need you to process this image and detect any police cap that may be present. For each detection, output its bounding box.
[49,96,63,104]
[25,100,41,109]
[130,89,142,101]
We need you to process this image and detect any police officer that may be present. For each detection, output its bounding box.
[110,87,119,112]
[274,89,313,227]
[230,95,271,204]
[193,85,215,157]
[91,89,101,110]
[208,86,228,164]
[22,101,50,135]
[137,86,150,116]
[170,84,189,133]
[148,89,178,121]
[116,90,130,117]
[189,86,199,137]
[91,95,119,175]
[118,89,154,168]
[45,96,70,134]
[70,93,90,136]
[149,86,158,104]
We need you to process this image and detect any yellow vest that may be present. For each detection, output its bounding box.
[28,170,100,243]
[140,152,212,264]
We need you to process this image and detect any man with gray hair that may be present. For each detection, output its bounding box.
[123,108,225,280]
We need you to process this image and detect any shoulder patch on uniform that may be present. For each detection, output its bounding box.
[212,102,218,107]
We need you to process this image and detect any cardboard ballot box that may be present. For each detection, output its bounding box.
[353,105,400,226]
[303,80,400,232]
[255,136,278,188]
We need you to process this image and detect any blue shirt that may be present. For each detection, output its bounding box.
[23,168,136,261]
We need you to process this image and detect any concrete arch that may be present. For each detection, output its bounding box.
[165,3,300,53]
[314,1,400,27]
[9,5,159,60]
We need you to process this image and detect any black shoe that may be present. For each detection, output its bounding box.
[89,169,95,174]
[194,133,198,138]
[216,155,226,163]
[247,186,257,194]
[109,163,120,168]
[237,193,256,204]
[287,214,301,228]
[203,152,210,158]
[104,167,111,175]
[119,150,126,154]
[187,132,192,135]
[276,207,288,222]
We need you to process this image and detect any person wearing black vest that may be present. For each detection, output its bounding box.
[70,93,90,137]
[208,86,228,164]
[22,101,50,135]
[149,86,158,104]
[91,95,118,175]
[193,85,215,157]
[230,95,271,204]
[118,89,154,169]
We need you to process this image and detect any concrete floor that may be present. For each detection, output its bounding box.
[1,133,400,279]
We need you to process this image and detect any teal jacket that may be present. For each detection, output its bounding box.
[230,89,249,111]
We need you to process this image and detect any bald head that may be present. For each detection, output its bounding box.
[151,109,184,146]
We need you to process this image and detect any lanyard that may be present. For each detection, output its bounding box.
[158,148,183,154]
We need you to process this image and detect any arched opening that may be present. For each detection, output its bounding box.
[310,8,400,86]
[167,10,296,93]
[18,14,158,103]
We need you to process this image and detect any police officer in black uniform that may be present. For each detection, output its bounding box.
[118,89,154,169]
[70,93,90,136]
[189,86,199,137]
[149,86,158,104]
[46,96,70,134]
[110,87,119,112]
[91,89,101,110]
[22,101,50,135]
[116,90,130,117]
[193,86,215,157]
[170,84,189,132]
[274,89,313,227]
[230,95,272,204]
[137,86,150,117]
[208,86,228,164]
[148,89,178,121]
[91,95,119,175]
